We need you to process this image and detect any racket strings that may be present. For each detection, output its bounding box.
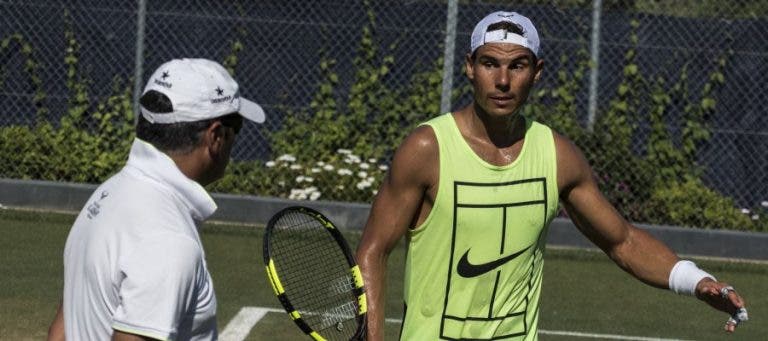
[269,212,359,339]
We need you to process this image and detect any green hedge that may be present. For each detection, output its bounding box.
[1,8,765,232]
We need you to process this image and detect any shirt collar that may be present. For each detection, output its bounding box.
[125,138,217,221]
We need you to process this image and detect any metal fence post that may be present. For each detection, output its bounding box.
[587,0,602,132]
[132,0,147,121]
[440,0,459,114]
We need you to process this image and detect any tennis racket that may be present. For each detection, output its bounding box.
[263,206,367,341]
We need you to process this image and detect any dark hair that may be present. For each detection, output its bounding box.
[470,21,529,61]
[488,21,525,36]
[136,90,241,154]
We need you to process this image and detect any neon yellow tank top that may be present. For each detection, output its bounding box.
[400,113,559,340]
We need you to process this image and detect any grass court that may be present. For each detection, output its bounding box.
[1,208,766,340]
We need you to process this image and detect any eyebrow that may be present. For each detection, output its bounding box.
[477,54,533,64]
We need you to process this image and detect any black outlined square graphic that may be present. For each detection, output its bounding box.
[440,178,547,340]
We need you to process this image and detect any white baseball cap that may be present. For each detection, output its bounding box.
[141,58,266,124]
[470,11,541,58]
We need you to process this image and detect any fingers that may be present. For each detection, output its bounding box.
[725,308,749,332]
[696,280,748,333]
[725,319,736,332]
[719,286,748,333]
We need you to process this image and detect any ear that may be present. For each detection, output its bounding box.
[533,58,544,83]
[465,53,476,81]
[202,120,227,156]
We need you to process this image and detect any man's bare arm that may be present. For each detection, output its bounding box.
[112,330,157,341]
[356,126,438,341]
[555,133,748,331]
[555,134,677,286]
[47,301,64,341]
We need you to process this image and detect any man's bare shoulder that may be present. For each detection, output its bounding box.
[388,124,439,187]
[551,130,593,192]
[396,124,439,159]
[552,130,578,157]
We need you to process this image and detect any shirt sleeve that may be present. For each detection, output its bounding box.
[112,234,204,340]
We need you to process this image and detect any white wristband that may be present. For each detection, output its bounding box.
[668,260,715,296]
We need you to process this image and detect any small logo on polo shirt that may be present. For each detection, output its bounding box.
[87,191,109,219]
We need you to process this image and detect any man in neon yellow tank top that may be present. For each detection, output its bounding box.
[356,10,749,340]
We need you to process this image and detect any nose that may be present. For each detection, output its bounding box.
[495,69,510,91]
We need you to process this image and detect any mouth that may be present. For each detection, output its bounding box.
[489,95,513,106]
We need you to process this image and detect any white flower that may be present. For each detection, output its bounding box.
[336,185,345,190]
[356,181,371,190]
[378,164,389,171]
[304,176,314,183]
[359,163,370,170]
[295,176,306,183]
[741,208,750,214]
[311,168,321,173]
[289,188,307,200]
[762,201,768,208]
[309,192,321,201]
[344,154,361,164]
[338,168,353,176]
[323,164,335,171]
[367,177,375,183]
[751,214,760,221]
[368,158,377,163]
[372,189,378,195]
[358,171,368,178]
[265,161,276,168]
[290,164,302,170]
[337,148,352,155]
[277,154,296,162]
[278,181,285,187]
[289,187,319,201]
[316,161,326,167]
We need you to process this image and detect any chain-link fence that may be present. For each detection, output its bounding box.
[1,0,766,230]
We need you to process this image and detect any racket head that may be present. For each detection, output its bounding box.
[263,206,367,341]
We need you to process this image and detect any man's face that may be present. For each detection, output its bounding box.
[465,43,543,118]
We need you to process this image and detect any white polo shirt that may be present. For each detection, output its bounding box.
[63,138,218,340]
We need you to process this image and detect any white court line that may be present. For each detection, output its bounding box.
[220,306,687,341]
[219,307,270,341]
[539,330,689,341]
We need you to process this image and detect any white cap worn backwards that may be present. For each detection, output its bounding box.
[141,58,266,124]
[471,11,541,58]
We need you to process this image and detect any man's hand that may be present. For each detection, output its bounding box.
[695,278,748,333]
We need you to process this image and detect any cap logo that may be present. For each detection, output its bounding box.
[154,70,172,88]
[211,87,233,104]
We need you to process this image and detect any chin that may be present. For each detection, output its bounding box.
[485,108,519,118]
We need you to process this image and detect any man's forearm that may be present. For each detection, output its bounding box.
[47,302,65,341]
[359,252,389,341]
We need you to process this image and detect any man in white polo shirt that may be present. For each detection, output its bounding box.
[47,58,266,340]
